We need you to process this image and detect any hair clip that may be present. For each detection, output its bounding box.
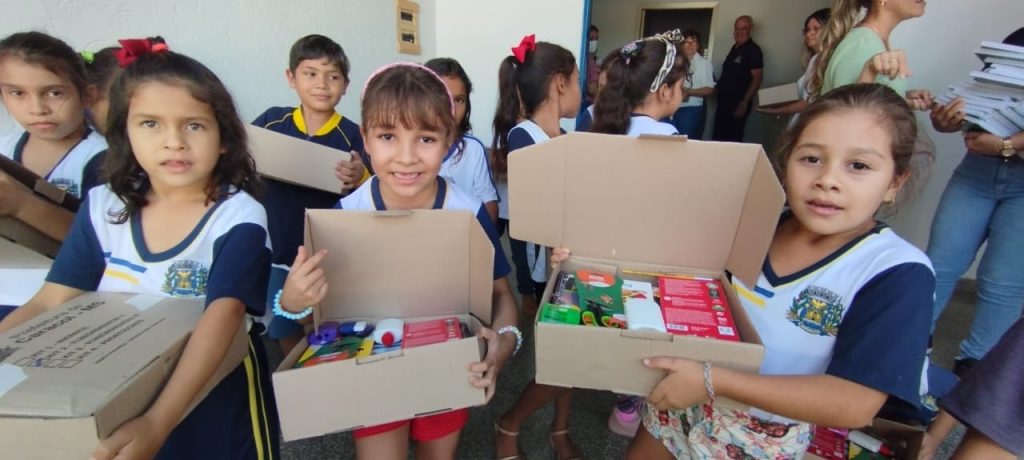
[652,28,683,44]
[79,51,95,65]
[114,38,168,68]
[620,40,643,65]
[361,62,455,117]
[511,34,536,64]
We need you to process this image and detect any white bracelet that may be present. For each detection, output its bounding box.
[703,361,716,404]
[497,325,523,356]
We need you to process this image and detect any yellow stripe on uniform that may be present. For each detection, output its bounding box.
[250,339,275,460]
[735,283,766,308]
[102,269,139,284]
[243,352,265,460]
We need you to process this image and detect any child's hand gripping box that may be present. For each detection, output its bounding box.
[246,125,354,193]
[0,292,249,460]
[508,132,785,406]
[272,209,494,441]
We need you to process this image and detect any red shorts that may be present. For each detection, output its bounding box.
[353,408,469,442]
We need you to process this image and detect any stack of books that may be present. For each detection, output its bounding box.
[936,40,1024,137]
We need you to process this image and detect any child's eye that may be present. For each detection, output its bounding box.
[849,161,871,171]
[140,120,158,128]
[305,71,316,78]
[329,75,341,81]
[419,136,438,144]
[4,89,24,97]
[454,97,467,105]
[798,155,821,165]
[46,89,64,98]
[186,122,204,131]
[377,133,394,141]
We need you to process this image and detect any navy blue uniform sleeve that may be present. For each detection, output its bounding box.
[80,151,106,195]
[476,205,511,280]
[46,197,105,290]
[507,127,536,153]
[206,223,272,316]
[826,263,934,407]
[576,108,593,132]
[750,45,764,70]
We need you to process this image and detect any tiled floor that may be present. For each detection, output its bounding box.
[268,280,986,460]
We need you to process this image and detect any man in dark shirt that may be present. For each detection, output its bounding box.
[712,15,763,142]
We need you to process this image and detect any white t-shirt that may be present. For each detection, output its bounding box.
[0,129,107,199]
[627,115,679,136]
[681,53,715,108]
[439,134,498,205]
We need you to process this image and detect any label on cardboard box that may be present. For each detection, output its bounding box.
[0,292,247,443]
[659,277,739,341]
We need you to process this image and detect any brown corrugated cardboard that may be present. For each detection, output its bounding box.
[272,209,494,441]
[508,132,785,401]
[0,239,51,306]
[0,292,249,460]
[758,82,801,108]
[0,218,61,258]
[247,125,352,193]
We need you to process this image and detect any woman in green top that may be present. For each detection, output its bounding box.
[810,0,932,110]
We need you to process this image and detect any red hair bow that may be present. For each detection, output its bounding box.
[511,34,536,64]
[114,38,168,68]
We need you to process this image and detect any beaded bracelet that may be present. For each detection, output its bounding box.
[272,289,313,320]
[703,361,716,404]
[496,325,523,356]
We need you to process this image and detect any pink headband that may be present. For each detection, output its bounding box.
[361,62,455,116]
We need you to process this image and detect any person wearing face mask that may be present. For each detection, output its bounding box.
[585,25,600,104]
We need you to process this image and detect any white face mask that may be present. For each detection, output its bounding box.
[588,40,598,54]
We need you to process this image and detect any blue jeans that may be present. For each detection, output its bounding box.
[672,105,705,139]
[927,153,1024,360]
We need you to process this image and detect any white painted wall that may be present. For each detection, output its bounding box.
[0,0,436,131]
[433,0,586,144]
[592,0,831,147]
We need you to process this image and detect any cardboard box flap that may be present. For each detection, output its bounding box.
[0,293,205,418]
[727,151,786,286]
[304,209,494,324]
[247,125,352,193]
[508,132,784,279]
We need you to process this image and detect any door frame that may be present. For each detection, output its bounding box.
[637,2,719,57]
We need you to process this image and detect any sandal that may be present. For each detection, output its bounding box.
[495,422,521,460]
[550,429,583,460]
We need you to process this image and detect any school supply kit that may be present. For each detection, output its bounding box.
[272,210,495,441]
[508,132,785,404]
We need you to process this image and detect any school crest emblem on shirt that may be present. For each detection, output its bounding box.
[49,178,79,199]
[787,285,843,336]
[162,260,209,297]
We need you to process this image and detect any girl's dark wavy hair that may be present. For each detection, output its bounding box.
[0,31,88,97]
[490,41,576,179]
[592,39,687,135]
[103,50,262,224]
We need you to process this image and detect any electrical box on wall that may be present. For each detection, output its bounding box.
[396,0,420,55]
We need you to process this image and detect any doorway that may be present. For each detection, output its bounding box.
[638,2,718,57]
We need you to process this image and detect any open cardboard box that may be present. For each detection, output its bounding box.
[758,82,801,108]
[272,209,494,441]
[0,239,51,306]
[805,417,925,460]
[247,125,353,193]
[508,132,785,404]
[0,292,249,460]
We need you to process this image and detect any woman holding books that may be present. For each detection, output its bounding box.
[925,27,1024,376]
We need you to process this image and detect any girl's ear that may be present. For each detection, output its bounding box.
[885,173,909,203]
